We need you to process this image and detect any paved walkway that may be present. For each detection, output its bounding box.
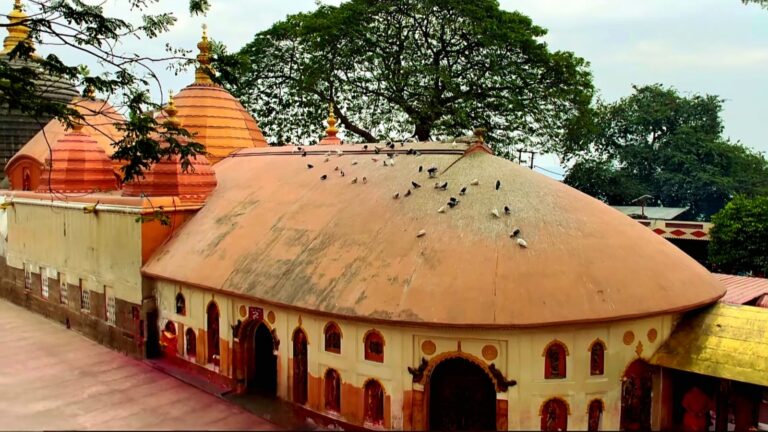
[0,299,279,430]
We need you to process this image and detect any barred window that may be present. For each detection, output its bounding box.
[80,281,90,313]
[41,268,49,300]
[59,278,68,305]
[106,292,116,326]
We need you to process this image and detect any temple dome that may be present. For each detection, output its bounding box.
[36,123,117,194]
[0,0,79,171]
[142,142,726,327]
[167,26,267,164]
[122,98,217,203]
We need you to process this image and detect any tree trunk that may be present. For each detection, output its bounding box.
[334,106,377,143]
[414,123,432,142]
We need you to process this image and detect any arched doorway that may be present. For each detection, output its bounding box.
[206,302,220,364]
[621,359,654,431]
[428,357,496,430]
[247,322,277,395]
[292,328,308,405]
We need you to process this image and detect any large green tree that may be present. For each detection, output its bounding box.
[742,0,768,8]
[0,0,211,181]
[226,0,593,158]
[564,85,768,220]
[709,195,768,276]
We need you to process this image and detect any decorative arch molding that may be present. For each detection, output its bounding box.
[588,338,607,352]
[586,398,605,414]
[324,321,343,337]
[420,351,513,393]
[541,339,570,356]
[291,326,309,344]
[538,396,572,416]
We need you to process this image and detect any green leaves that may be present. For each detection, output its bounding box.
[564,85,768,221]
[710,195,768,276]
[224,0,592,153]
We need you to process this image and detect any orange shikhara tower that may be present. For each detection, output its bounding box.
[318,102,342,145]
[36,121,118,194]
[169,25,267,163]
[122,94,217,202]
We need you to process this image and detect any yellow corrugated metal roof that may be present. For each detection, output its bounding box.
[650,303,768,387]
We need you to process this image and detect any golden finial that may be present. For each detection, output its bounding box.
[84,84,95,99]
[473,127,486,144]
[326,102,338,134]
[164,90,181,127]
[2,0,34,55]
[194,23,214,85]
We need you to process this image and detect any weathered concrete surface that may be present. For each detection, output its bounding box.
[0,299,279,431]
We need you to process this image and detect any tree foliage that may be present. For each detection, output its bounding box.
[709,195,768,276]
[0,0,211,182]
[742,0,768,9]
[564,84,768,220]
[225,0,593,158]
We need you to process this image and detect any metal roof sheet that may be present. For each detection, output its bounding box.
[611,206,689,220]
[714,273,768,305]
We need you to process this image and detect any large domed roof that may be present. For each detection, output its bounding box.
[142,142,725,327]
[0,0,79,170]
[167,27,267,163]
[36,123,117,194]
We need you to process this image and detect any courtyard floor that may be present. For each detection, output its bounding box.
[0,299,280,430]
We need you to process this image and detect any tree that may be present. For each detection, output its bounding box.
[225,0,593,158]
[709,195,768,276]
[0,0,211,182]
[742,0,768,9]
[564,84,768,220]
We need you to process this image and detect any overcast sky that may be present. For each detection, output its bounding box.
[28,0,768,175]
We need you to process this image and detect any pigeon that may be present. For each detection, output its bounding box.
[416,229,426,238]
[447,198,460,208]
[336,149,343,156]
[351,160,358,165]
[351,177,358,184]
[418,166,423,173]
[324,157,330,162]
[411,181,421,189]
[363,144,368,151]
[491,208,501,218]
[388,158,395,166]
[470,179,479,186]
[516,238,528,248]
[459,186,467,196]
[374,146,382,154]
[386,152,395,159]
[387,141,396,149]
[393,192,400,200]
[427,167,438,178]
[504,206,511,215]
[307,164,314,169]
[510,227,521,237]
[415,151,421,156]
[436,181,448,190]
[340,170,345,177]
[406,148,415,155]
[437,206,446,213]
[404,189,412,197]
[320,175,328,180]
[362,177,368,184]
[334,166,339,171]
[495,180,501,190]
[302,151,307,157]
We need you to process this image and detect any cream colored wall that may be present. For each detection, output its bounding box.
[156,280,675,431]
[4,203,143,303]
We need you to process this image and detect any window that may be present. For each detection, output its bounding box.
[540,398,569,431]
[175,292,186,315]
[106,292,116,326]
[364,330,385,363]
[588,399,604,432]
[364,379,385,425]
[206,301,220,364]
[59,277,67,305]
[24,266,31,290]
[324,322,342,354]
[543,340,568,379]
[41,268,49,300]
[80,280,90,312]
[324,369,341,413]
[185,328,197,359]
[589,340,606,376]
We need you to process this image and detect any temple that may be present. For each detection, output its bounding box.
[0,2,766,431]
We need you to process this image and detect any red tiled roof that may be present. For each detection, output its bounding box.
[714,273,768,305]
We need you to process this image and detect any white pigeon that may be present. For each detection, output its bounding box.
[516,238,528,248]
[491,208,501,218]
[416,229,426,237]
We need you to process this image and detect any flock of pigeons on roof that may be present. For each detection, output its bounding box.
[295,139,529,249]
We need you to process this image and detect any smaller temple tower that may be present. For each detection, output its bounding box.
[318,102,342,145]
